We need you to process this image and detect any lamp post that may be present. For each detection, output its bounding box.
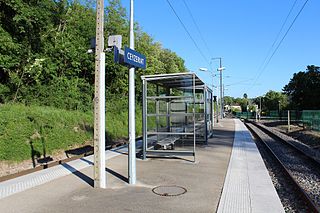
[199,67,217,127]
[209,57,225,119]
[199,57,225,122]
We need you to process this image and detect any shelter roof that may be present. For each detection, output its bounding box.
[141,73,207,89]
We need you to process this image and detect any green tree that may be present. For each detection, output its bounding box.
[223,96,234,105]
[283,65,320,110]
[262,90,288,112]
[0,0,56,101]
[234,97,247,112]
[0,0,187,110]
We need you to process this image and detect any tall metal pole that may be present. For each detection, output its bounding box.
[219,58,223,119]
[94,0,106,189]
[259,96,262,121]
[288,110,291,132]
[128,0,136,185]
[211,75,215,128]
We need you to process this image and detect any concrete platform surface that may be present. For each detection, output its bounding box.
[0,119,235,213]
[217,119,284,213]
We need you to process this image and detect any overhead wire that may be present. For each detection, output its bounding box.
[249,0,310,90]
[182,0,212,56]
[165,0,210,65]
[257,0,299,73]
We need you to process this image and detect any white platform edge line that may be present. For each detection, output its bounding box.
[0,143,133,199]
[216,119,238,213]
[217,119,283,213]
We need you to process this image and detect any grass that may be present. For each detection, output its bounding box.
[106,97,142,140]
[0,100,142,162]
[0,104,93,162]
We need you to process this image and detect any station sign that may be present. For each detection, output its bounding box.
[124,47,146,69]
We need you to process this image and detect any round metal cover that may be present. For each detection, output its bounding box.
[152,185,187,197]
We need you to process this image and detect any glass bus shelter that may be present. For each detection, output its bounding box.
[141,73,213,162]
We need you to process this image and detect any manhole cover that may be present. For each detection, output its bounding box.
[152,185,187,197]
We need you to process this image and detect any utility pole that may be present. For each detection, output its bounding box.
[128,0,136,185]
[218,58,224,119]
[93,0,106,188]
[211,57,225,120]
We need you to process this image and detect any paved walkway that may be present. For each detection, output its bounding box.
[217,119,284,213]
[0,119,284,212]
[0,119,235,213]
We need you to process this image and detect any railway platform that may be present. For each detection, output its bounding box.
[0,119,284,213]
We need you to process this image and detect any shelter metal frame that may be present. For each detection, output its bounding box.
[141,73,213,162]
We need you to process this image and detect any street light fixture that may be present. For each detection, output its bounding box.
[199,67,208,72]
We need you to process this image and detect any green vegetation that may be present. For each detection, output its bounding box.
[0,0,186,109]
[0,100,142,162]
[0,104,93,161]
[251,90,288,112]
[105,95,142,140]
[283,65,320,110]
[0,0,186,162]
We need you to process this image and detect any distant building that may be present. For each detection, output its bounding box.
[230,105,242,112]
[224,104,231,112]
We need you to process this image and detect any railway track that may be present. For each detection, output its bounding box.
[245,121,320,213]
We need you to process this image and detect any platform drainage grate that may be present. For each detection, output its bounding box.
[152,185,187,197]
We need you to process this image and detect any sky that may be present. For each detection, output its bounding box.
[118,0,319,98]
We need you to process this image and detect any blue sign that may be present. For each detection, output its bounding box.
[124,47,146,69]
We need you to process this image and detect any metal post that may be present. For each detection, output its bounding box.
[142,79,147,160]
[219,59,223,119]
[259,96,262,121]
[288,110,291,132]
[278,101,281,120]
[216,98,219,123]
[128,0,136,185]
[94,0,106,189]
[211,92,214,129]
[156,85,160,142]
[260,96,262,111]
[166,88,171,132]
[204,87,208,145]
[193,74,196,162]
[211,74,214,128]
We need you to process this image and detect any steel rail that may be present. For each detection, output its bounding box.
[245,122,320,213]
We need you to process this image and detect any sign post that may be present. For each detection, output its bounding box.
[110,1,146,185]
[128,0,136,185]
